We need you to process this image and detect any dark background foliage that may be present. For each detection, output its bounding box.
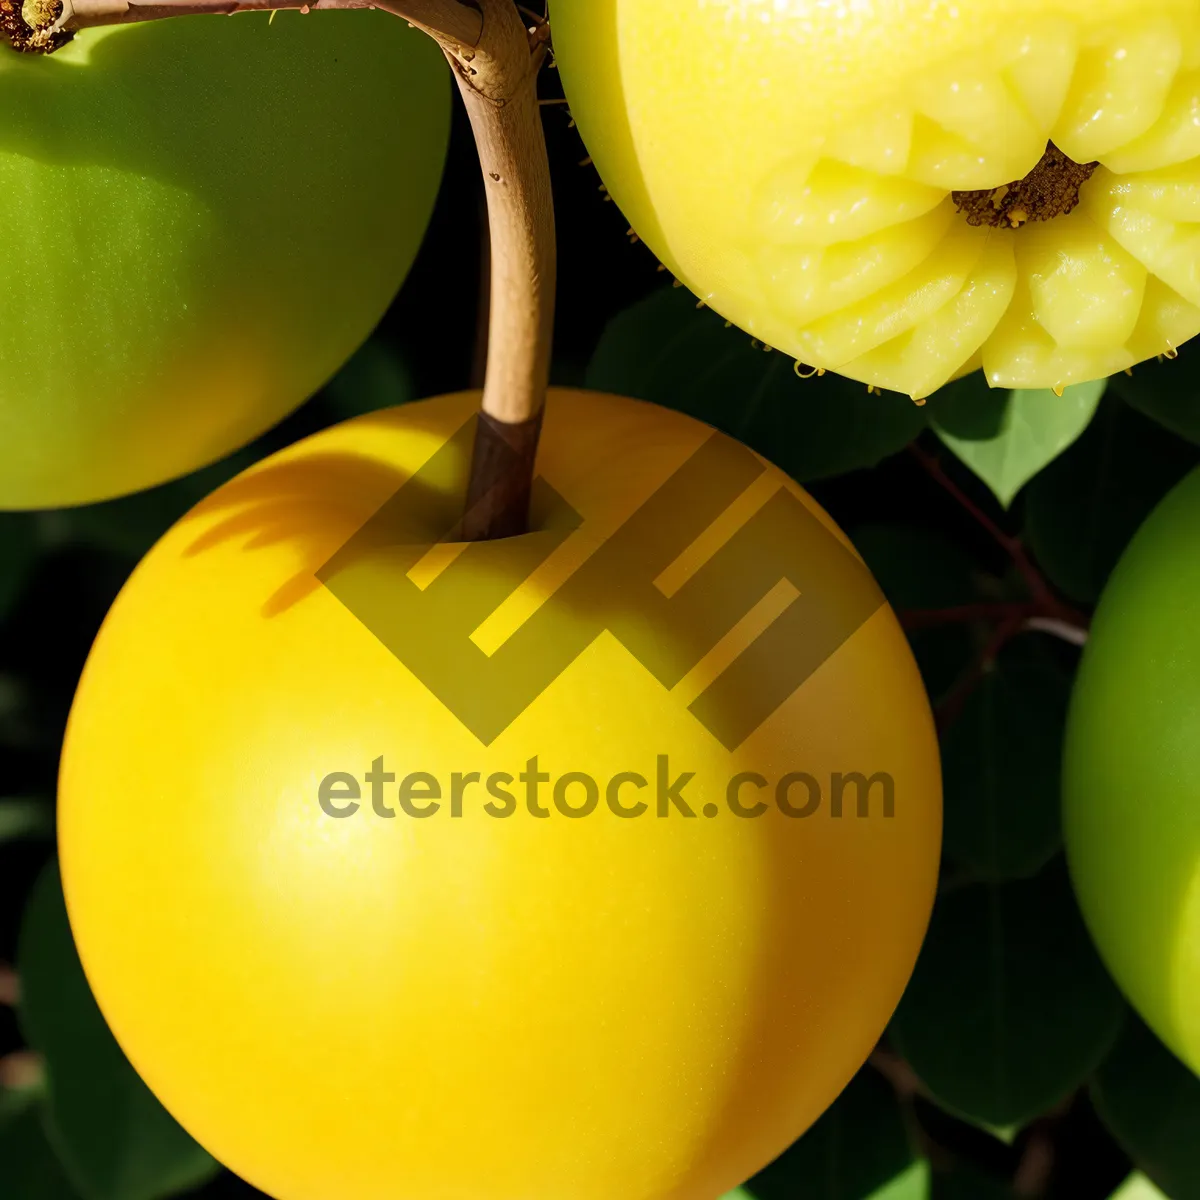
[2,28,1200,1200]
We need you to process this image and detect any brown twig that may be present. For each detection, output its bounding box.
[0,962,18,1007]
[44,0,483,47]
[870,1045,928,1101]
[1012,1095,1075,1197]
[0,1050,43,1091]
[1013,1126,1056,1196]
[448,3,554,420]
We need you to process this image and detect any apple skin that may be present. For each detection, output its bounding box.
[1064,465,1200,1078]
[59,390,942,1200]
[0,11,449,510]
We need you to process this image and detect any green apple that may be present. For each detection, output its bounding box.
[1064,465,1200,1076]
[0,11,449,509]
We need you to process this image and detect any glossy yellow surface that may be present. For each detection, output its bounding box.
[551,0,1200,397]
[59,391,941,1200]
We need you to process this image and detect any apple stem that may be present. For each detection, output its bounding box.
[17,0,556,540]
[461,407,544,539]
[445,0,555,539]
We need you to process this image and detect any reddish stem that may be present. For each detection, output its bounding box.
[903,441,1095,727]
[0,962,17,1007]
[934,612,1025,731]
[903,601,1090,634]
[909,442,1057,609]
[903,602,1039,631]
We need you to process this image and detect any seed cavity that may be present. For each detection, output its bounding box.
[1,0,72,53]
[953,142,1099,229]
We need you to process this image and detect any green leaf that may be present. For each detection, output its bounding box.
[17,861,219,1200]
[1092,1014,1200,1199]
[0,671,37,751]
[1107,1174,1172,1200]
[931,1165,1014,1199]
[734,1165,932,1200]
[0,797,54,844]
[586,286,928,481]
[927,373,1106,507]
[1,1060,48,1123]
[0,512,38,622]
[940,646,1070,880]
[976,1120,1021,1146]
[850,525,980,612]
[1110,340,1200,446]
[890,859,1125,1128]
[870,1161,932,1200]
[850,524,980,703]
[739,1066,925,1198]
[1023,395,1200,604]
[0,1101,84,1200]
[322,336,417,419]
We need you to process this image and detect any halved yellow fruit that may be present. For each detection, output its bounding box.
[551,0,1200,398]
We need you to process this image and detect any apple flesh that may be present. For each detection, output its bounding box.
[550,0,1200,398]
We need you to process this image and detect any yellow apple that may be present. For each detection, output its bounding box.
[59,390,941,1199]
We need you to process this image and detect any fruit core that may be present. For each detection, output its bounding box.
[1,0,70,52]
[952,141,1100,229]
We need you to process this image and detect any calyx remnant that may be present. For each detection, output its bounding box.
[953,142,1100,229]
